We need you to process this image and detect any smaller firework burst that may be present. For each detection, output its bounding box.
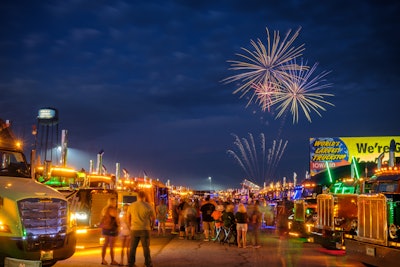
[252,80,277,112]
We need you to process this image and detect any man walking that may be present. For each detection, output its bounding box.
[127,191,155,267]
[200,196,215,241]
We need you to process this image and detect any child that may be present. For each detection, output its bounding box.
[119,205,131,266]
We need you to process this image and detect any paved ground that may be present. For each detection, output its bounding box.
[52,228,365,267]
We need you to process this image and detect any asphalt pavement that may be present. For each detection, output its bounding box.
[54,228,365,267]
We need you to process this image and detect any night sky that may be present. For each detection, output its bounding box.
[1,0,399,190]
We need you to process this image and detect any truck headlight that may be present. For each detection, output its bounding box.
[389,224,399,239]
[349,219,357,235]
[74,212,88,221]
[0,221,11,233]
[351,219,357,229]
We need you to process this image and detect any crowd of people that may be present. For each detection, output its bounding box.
[100,193,270,266]
[170,195,266,248]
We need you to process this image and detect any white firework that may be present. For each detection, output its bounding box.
[271,60,334,123]
[224,27,334,124]
[222,27,305,106]
[227,133,288,185]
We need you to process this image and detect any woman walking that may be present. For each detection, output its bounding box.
[235,203,248,248]
[100,197,120,265]
[249,201,262,248]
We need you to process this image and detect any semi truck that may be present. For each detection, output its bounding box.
[0,119,76,266]
[345,176,400,266]
[288,198,317,238]
[287,178,321,237]
[345,139,400,266]
[311,193,358,249]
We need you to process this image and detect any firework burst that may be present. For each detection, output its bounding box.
[224,27,334,124]
[222,27,305,106]
[252,80,277,112]
[272,60,334,123]
[227,133,288,185]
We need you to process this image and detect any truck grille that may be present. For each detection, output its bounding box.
[317,194,358,231]
[317,195,334,229]
[18,198,68,251]
[357,194,386,245]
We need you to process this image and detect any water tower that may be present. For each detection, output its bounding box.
[35,107,59,165]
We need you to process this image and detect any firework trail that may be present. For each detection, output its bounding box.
[267,139,288,178]
[223,27,334,124]
[227,133,288,185]
[242,137,256,178]
[227,134,254,179]
[260,133,266,182]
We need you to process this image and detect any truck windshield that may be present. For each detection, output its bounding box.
[376,182,398,193]
[0,149,31,178]
[369,181,398,193]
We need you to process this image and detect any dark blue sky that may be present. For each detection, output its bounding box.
[1,0,399,190]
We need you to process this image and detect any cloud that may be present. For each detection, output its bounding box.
[1,0,399,189]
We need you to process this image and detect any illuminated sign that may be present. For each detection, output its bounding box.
[37,108,58,125]
[309,136,400,176]
[38,108,57,119]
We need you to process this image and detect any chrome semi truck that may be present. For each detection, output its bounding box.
[345,178,400,266]
[288,198,317,238]
[0,119,76,266]
[345,140,400,266]
[311,193,358,249]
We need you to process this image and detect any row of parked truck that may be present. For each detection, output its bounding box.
[1,117,398,267]
[286,141,400,267]
[0,119,168,267]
